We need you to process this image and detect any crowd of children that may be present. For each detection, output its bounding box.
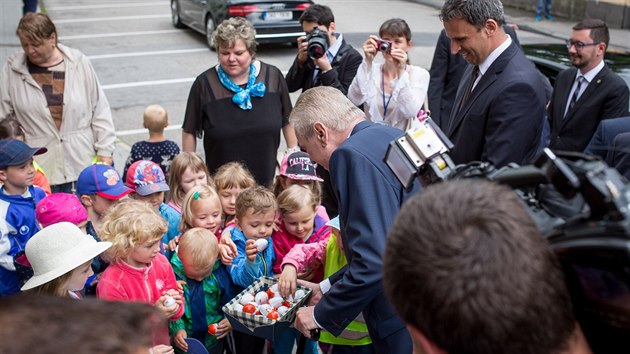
[0,107,368,354]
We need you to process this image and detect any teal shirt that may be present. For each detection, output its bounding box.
[169,253,223,352]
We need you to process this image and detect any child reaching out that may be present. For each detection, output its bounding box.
[21,222,111,298]
[227,186,277,354]
[272,185,331,277]
[167,152,210,214]
[97,199,184,352]
[170,228,233,354]
[279,217,372,352]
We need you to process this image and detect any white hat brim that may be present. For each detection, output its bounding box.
[21,241,112,291]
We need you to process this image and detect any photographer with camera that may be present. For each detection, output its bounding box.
[384,179,593,354]
[285,4,361,96]
[348,18,430,130]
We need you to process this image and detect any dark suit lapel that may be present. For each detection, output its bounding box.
[445,42,517,137]
[563,66,609,123]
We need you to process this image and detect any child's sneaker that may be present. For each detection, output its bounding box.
[535,15,542,21]
[545,14,554,21]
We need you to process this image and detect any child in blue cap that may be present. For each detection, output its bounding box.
[0,139,47,295]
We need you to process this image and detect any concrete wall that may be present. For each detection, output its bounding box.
[503,0,630,29]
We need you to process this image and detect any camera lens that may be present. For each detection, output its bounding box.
[306,28,329,59]
[308,44,326,59]
[380,41,391,53]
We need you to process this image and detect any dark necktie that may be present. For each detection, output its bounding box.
[457,66,479,115]
[567,75,585,116]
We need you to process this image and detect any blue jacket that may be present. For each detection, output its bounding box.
[0,186,46,295]
[159,202,180,259]
[228,227,275,289]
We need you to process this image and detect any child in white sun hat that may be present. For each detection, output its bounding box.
[21,222,111,298]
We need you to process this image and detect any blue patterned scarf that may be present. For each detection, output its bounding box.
[217,62,266,110]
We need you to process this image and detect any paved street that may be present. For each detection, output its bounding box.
[3,0,570,172]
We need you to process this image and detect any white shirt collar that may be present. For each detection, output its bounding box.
[576,60,604,83]
[479,34,512,75]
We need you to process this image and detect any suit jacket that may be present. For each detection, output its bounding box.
[584,116,630,158]
[549,65,630,152]
[606,131,630,180]
[314,120,417,353]
[445,41,546,167]
[428,27,521,129]
[285,38,362,95]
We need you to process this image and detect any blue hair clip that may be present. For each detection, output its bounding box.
[193,191,200,200]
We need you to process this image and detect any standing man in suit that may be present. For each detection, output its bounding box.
[428,25,521,129]
[285,4,362,218]
[441,0,546,167]
[548,19,629,153]
[290,86,417,354]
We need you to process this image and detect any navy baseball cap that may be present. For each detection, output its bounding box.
[0,139,47,169]
[76,164,133,200]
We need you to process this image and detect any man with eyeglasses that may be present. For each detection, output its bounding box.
[548,19,629,153]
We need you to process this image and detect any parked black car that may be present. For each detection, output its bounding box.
[523,43,630,95]
[171,0,313,50]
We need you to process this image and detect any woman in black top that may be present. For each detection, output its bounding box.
[182,17,297,187]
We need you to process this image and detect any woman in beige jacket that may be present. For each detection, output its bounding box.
[0,13,116,192]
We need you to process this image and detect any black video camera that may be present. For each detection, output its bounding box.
[306,28,329,60]
[384,117,630,354]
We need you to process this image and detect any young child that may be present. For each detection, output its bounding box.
[76,164,133,295]
[36,193,89,231]
[271,184,328,354]
[169,228,234,354]
[167,152,210,214]
[21,222,111,299]
[273,151,328,222]
[123,104,180,180]
[0,118,51,195]
[213,162,256,229]
[97,199,184,351]
[279,217,372,353]
[76,164,132,234]
[126,160,180,257]
[228,186,277,354]
[166,184,223,254]
[0,139,47,295]
[272,185,331,278]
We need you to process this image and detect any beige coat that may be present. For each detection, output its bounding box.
[0,43,115,185]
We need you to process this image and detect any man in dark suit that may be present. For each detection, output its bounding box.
[440,0,546,167]
[548,19,630,152]
[428,25,521,129]
[290,86,417,354]
[607,131,630,180]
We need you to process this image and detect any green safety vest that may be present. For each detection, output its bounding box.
[319,233,372,346]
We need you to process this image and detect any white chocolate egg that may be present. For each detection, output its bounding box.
[254,239,268,252]
[294,289,306,301]
[240,293,255,305]
[268,296,283,308]
[255,291,269,305]
[163,296,176,307]
[277,305,289,316]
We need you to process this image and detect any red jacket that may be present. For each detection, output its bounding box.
[97,253,184,343]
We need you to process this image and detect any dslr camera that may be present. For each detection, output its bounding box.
[375,38,392,53]
[306,28,329,59]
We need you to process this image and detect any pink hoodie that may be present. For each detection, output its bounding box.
[272,223,331,279]
[97,253,185,322]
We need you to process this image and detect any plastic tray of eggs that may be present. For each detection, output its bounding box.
[222,277,311,339]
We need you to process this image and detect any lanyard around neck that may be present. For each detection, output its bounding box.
[381,65,405,117]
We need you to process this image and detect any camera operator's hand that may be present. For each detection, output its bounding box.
[296,36,309,65]
[362,35,379,65]
[314,54,332,74]
[388,48,408,74]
